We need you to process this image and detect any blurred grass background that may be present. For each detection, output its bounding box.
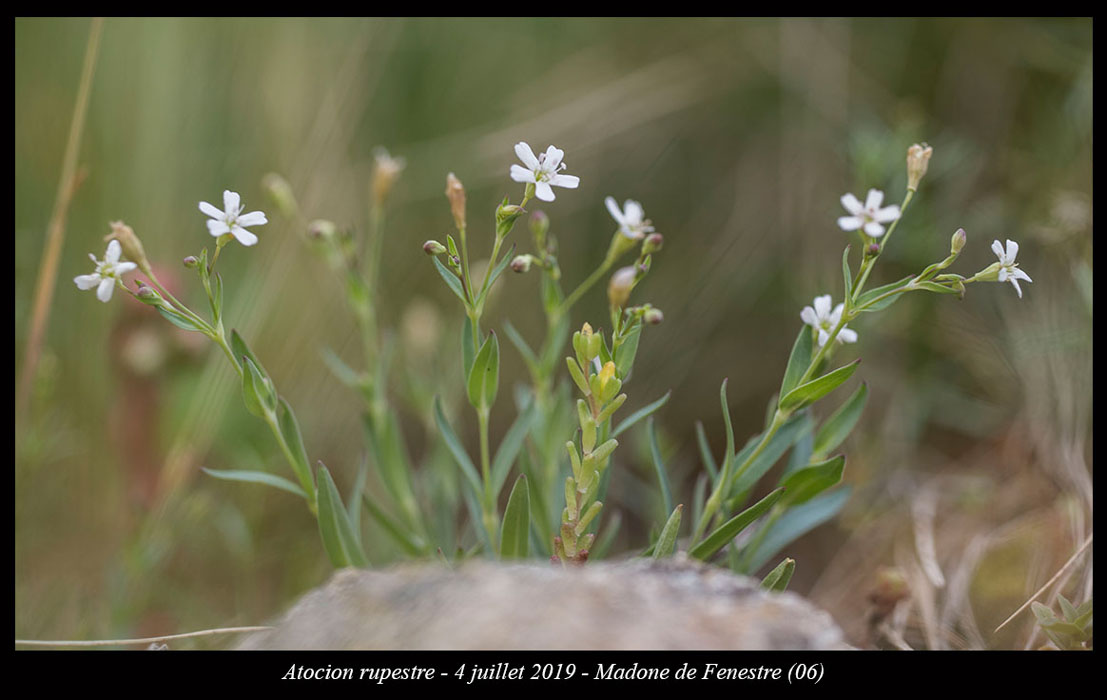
[15,17,1092,649]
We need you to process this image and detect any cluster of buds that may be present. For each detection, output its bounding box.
[554,323,628,564]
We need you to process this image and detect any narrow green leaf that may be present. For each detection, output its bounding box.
[433,396,483,503]
[742,487,851,572]
[433,255,469,306]
[502,319,539,377]
[841,246,852,302]
[695,421,719,485]
[611,390,671,438]
[156,306,207,333]
[240,356,270,418]
[316,464,369,568]
[779,359,861,412]
[499,475,531,559]
[346,454,369,547]
[914,280,960,295]
[320,347,364,390]
[277,397,315,500]
[760,558,796,592]
[362,491,425,557]
[812,382,868,458]
[779,455,845,506]
[209,272,224,322]
[780,326,814,398]
[539,310,571,374]
[855,275,913,313]
[647,418,674,517]
[613,321,641,381]
[1058,595,1077,623]
[490,398,537,499]
[689,487,785,561]
[466,331,500,410]
[201,468,307,499]
[730,411,812,500]
[231,330,264,376]
[783,417,814,478]
[1032,602,1057,624]
[461,316,477,380]
[652,504,683,559]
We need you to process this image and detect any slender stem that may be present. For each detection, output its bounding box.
[477,408,498,553]
[555,259,614,320]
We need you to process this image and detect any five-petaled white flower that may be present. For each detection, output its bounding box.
[991,239,1033,298]
[199,190,268,246]
[74,239,137,303]
[800,294,858,348]
[838,189,900,238]
[509,142,580,202]
[605,197,655,240]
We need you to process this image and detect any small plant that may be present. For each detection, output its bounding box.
[1032,596,1092,650]
[74,139,1030,579]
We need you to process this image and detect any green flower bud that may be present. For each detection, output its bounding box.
[951,228,967,255]
[182,255,199,269]
[423,240,447,256]
[510,254,532,273]
[642,233,664,255]
[608,266,637,309]
[644,308,664,325]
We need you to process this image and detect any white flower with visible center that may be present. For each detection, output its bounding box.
[800,294,858,348]
[838,189,900,238]
[74,239,137,303]
[199,190,268,246]
[509,142,580,202]
[605,197,655,240]
[991,238,1033,298]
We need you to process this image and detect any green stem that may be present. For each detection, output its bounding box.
[477,407,499,554]
[555,259,614,320]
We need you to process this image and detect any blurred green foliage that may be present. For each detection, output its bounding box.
[15,18,1091,647]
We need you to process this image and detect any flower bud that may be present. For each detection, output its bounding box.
[510,254,532,273]
[372,148,405,206]
[262,172,298,218]
[642,233,664,255]
[445,172,466,231]
[607,266,638,309]
[950,228,967,255]
[495,202,525,238]
[423,240,447,256]
[308,219,337,240]
[644,308,664,325]
[182,255,199,269]
[104,221,150,272]
[134,282,162,306]
[906,142,933,191]
[866,242,881,257]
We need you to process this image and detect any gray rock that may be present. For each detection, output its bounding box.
[235,555,849,650]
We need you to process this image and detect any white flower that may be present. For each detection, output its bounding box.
[605,197,655,240]
[198,190,268,246]
[838,189,900,238]
[509,142,580,202]
[800,294,858,348]
[74,239,137,303]
[991,239,1033,298]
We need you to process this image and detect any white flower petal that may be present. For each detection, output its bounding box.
[837,216,862,231]
[514,142,539,169]
[237,211,268,227]
[534,181,555,202]
[550,174,579,189]
[817,328,830,347]
[863,221,886,238]
[800,306,818,327]
[509,164,536,183]
[991,239,1005,261]
[840,193,863,215]
[1011,268,1032,283]
[813,294,832,319]
[865,189,884,210]
[208,220,231,236]
[1005,239,1019,262]
[223,190,241,214]
[875,205,901,222]
[543,145,565,169]
[97,278,115,303]
[199,201,224,219]
[623,200,643,223]
[74,273,101,290]
[605,196,625,224]
[829,303,845,325]
[997,268,1009,282]
[1009,278,1023,298]
[104,239,122,263]
[116,261,137,275]
[230,225,259,246]
[838,328,858,344]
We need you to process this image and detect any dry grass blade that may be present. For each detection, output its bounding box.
[14,626,272,648]
[994,532,1093,633]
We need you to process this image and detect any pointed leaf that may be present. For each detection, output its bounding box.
[856,275,913,313]
[812,382,868,458]
[433,255,469,306]
[695,421,719,485]
[491,397,537,499]
[231,329,265,376]
[779,359,861,413]
[742,487,852,572]
[362,491,426,557]
[611,390,671,438]
[466,331,500,410]
[689,487,785,561]
[652,504,683,559]
[156,306,206,333]
[780,325,814,398]
[502,319,539,377]
[779,455,845,506]
[277,397,315,500]
[316,464,368,568]
[433,396,482,503]
[499,475,531,559]
[647,417,674,517]
[841,246,852,302]
[201,468,307,499]
[761,558,796,592]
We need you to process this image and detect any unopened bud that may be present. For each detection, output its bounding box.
[182,255,199,269]
[261,173,298,218]
[445,172,466,231]
[495,201,525,238]
[906,142,933,191]
[950,228,967,255]
[608,266,638,309]
[423,240,447,256]
[867,243,881,257]
[104,221,150,272]
[307,219,337,240]
[642,233,664,255]
[371,148,406,206]
[510,255,532,273]
[644,308,664,325]
[134,282,162,306]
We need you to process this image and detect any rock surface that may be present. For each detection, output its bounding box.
[235,555,849,650]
